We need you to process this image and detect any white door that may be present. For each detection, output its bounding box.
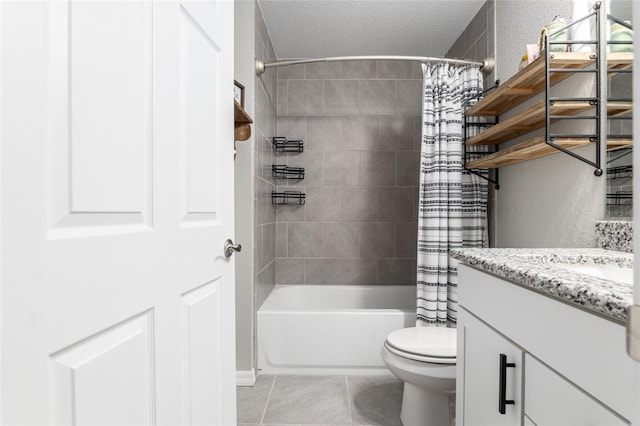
[0,1,236,425]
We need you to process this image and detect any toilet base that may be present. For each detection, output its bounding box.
[400,382,454,426]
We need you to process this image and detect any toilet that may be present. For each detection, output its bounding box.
[381,327,457,426]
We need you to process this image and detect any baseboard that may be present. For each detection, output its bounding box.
[236,369,256,387]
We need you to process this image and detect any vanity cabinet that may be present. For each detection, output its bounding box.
[456,264,633,425]
[524,354,626,425]
[458,311,522,425]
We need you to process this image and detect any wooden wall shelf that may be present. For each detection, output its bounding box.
[465,50,633,173]
[466,100,632,147]
[466,137,632,169]
[234,100,253,141]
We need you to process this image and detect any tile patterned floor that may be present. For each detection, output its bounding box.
[237,375,403,426]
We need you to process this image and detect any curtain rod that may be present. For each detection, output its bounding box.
[255,55,495,76]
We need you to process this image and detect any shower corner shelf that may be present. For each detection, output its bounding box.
[272,191,306,205]
[273,137,304,153]
[272,165,305,180]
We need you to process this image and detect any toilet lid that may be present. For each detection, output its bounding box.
[385,327,456,363]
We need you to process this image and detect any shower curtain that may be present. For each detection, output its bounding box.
[416,63,488,327]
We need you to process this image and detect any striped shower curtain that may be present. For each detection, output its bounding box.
[416,63,488,327]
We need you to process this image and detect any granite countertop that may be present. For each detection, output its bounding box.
[450,248,633,322]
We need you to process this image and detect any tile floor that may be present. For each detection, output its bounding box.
[237,375,403,426]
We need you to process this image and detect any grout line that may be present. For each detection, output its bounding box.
[345,376,354,425]
[259,375,277,425]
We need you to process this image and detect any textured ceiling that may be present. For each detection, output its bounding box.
[258,0,486,59]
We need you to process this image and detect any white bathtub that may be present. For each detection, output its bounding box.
[257,284,415,374]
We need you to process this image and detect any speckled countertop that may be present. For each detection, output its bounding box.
[450,248,633,322]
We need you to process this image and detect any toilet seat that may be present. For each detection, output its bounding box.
[384,327,456,364]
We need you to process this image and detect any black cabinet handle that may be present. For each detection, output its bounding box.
[498,354,516,414]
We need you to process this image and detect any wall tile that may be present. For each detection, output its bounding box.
[261,136,274,182]
[275,204,306,222]
[305,259,342,285]
[341,259,377,285]
[324,150,360,186]
[323,223,359,258]
[378,116,415,151]
[277,63,305,80]
[412,62,424,80]
[414,116,423,150]
[256,178,270,225]
[359,223,395,258]
[395,80,423,115]
[324,80,360,114]
[475,31,488,62]
[360,151,396,186]
[343,116,378,150]
[377,60,413,79]
[306,187,342,222]
[284,150,323,188]
[277,116,306,140]
[306,62,342,79]
[395,223,418,258]
[342,187,378,222]
[342,60,377,79]
[396,150,420,187]
[276,223,287,257]
[359,80,395,115]
[306,116,342,151]
[379,187,414,222]
[266,223,277,265]
[277,80,288,115]
[276,258,305,284]
[288,223,323,257]
[465,2,488,49]
[288,80,324,115]
[255,223,263,274]
[377,259,414,284]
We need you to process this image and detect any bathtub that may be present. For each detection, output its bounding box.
[257,284,415,374]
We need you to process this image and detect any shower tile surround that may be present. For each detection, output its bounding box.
[274,61,425,286]
[254,3,277,302]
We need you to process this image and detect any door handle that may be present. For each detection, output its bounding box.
[224,239,242,258]
[498,354,516,414]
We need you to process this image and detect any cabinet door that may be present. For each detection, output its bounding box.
[525,354,629,425]
[457,308,523,426]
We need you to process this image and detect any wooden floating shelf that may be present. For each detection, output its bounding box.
[607,52,634,72]
[466,136,633,169]
[466,100,633,146]
[466,52,633,117]
[466,53,595,117]
[234,100,253,141]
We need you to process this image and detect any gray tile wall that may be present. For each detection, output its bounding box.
[274,61,424,285]
[255,4,277,308]
[446,0,496,90]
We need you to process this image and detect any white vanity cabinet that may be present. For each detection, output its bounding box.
[458,311,523,424]
[456,264,633,425]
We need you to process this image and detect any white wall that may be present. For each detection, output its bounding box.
[494,0,606,248]
[234,0,256,375]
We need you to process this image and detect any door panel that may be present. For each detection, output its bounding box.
[179,6,221,224]
[47,1,153,232]
[51,312,155,426]
[181,278,223,425]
